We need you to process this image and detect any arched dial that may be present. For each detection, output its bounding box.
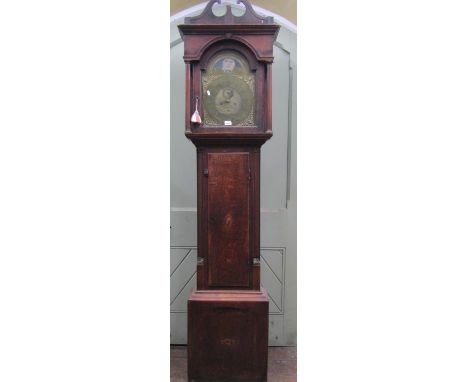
[202,51,255,127]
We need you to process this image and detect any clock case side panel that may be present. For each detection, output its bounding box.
[196,146,260,290]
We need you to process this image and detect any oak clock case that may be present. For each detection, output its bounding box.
[178,1,279,380]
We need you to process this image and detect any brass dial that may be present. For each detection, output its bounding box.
[202,51,255,127]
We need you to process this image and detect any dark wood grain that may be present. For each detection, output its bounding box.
[178,8,279,140]
[171,346,297,382]
[196,146,261,290]
[178,1,279,379]
[188,289,269,381]
[207,152,250,287]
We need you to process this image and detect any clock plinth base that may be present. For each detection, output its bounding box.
[187,288,269,381]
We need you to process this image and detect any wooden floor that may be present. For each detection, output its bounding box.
[171,345,297,382]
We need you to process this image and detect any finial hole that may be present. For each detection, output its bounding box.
[211,2,227,17]
[231,3,246,17]
[212,0,246,17]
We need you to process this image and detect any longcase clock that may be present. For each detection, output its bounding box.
[178,1,279,380]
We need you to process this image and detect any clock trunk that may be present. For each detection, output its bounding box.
[196,147,261,290]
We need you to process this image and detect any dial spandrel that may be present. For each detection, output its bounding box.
[202,51,255,127]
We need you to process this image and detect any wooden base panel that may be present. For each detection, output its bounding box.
[187,288,269,381]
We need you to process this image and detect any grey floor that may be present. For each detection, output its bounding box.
[171,346,297,381]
